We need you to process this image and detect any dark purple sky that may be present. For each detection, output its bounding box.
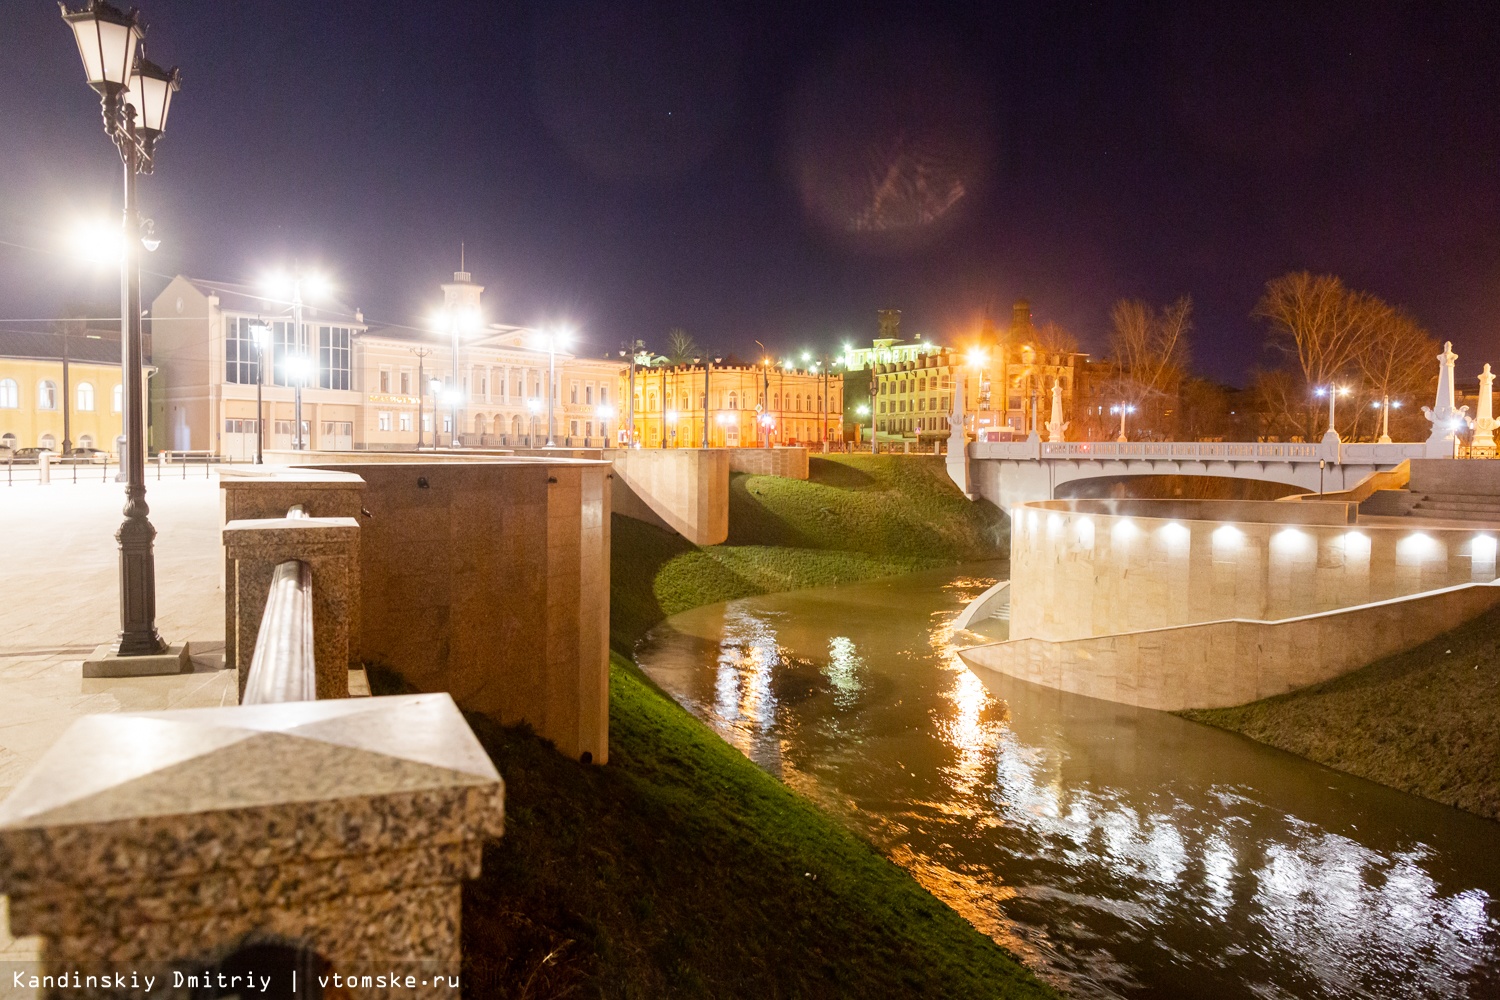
[4,1,1499,383]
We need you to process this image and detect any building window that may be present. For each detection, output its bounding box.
[570,382,579,404]
[570,419,579,437]
[379,369,391,392]
[76,382,95,412]
[318,326,351,390]
[0,379,16,409]
[400,370,411,394]
[585,385,593,405]
[225,317,263,385]
[600,385,608,404]
[40,433,56,450]
[113,384,123,412]
[378,411,393,431]
[585,420,593,438]
[1,432,16,450]
[399,412,412,432]
[423,413,433,432]
[37,380,57,410]
[728,391,738,409]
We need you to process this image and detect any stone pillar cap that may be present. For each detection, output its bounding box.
[0,694,503,891]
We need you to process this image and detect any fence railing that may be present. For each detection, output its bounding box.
[969,439,1432,464]
[2,452,251,485]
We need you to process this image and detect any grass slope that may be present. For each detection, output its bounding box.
[1182,604,1500,822]
[611,455,1006,651]
[460,657,1056,999]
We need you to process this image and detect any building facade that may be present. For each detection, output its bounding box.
[629,362,843,448]
[0,329,129,455]
[872,343,1083,443]
[148,273,626,456]
[838,309,943,371]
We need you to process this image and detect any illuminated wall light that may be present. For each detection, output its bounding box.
[1047,513,1063,539]
[1271,527,1309,556]
[1396,532,1440,561]
[1341,530,1371,561]
[1212,524,1243,551]
[1026,510,1039,537]
[1112,518,1138,545]
[1076,516,1095,548]
[1160,522,1189,546]
[1471,534,1497,563]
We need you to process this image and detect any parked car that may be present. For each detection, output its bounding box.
[7,447,47,464]
[61,447,107,463]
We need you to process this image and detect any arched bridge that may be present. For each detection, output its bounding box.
[948,439,1431,512]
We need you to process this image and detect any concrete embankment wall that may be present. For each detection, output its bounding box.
[223,459,611,763]
[961,580,1500,710]
[1009,498,1500,643]
[726,447,809,480]
[605,448,729,545]
[266,447,731,547]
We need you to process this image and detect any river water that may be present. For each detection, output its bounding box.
[633,563,1500,999]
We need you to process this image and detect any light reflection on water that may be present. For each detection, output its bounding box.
[635,563,1500,999]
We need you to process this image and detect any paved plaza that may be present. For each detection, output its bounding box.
[0,474,234,801]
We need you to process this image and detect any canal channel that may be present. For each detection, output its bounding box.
[633,562,1500,999]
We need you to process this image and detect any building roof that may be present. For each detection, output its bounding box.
[0,329,123,364]
[168,276,365,326]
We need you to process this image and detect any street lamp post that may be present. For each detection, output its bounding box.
[251,322,271,464]
[1111,403,1136,443]
[527,398,542,447]
[533,330,569,447]
[62,0,183,668]
[857,404,871,450]
[411,346,432,450]
[1315,384,1351,445]
[1371,396,1402,444]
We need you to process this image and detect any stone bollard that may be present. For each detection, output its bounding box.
[38,450,50,484]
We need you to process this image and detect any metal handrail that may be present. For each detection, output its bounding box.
[242,559,315,705]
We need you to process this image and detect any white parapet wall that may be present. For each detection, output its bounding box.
[606,448,729,545]
[961,580,1500,710]
[1007,498,1500,643]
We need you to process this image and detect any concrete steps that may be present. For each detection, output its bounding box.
[1360,488,1500,523]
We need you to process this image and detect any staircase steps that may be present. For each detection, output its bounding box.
[1362,488,1500,523]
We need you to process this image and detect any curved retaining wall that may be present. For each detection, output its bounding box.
[1010,498,1500,642]
[960,580,1500,710]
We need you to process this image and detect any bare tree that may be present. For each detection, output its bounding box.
[1030,321,1080,355]
[1106,296,1193,438]
[1357,308,1438,441]
[663,328,701,366]
[1253,272,1393,439]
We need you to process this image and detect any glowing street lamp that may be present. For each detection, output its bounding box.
[596,403,614,444]
[61,0,183,668]
[1314,383,1352,442]
[857,403,872,451]
[1110,403,1136,443]
[531,328,571,447]
[666,408,680,448]
[1371,396,1403,444]
[264,269,329,450]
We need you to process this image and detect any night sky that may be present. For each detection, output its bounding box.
[3,1,1499,383]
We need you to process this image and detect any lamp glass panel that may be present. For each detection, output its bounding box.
[126,70,173,132]
[98,18,137,86]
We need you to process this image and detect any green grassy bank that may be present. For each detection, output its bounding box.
[459,656,1055,999]
[612,454,1007,650]
[1182,605,1500,822]
[389,453,1042,997]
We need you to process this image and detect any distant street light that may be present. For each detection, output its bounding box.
[1110,403,1136,443]
[264,270,328,450]
[436,299,480,448]
[857,403,871,450]
[532,329,570,447]
[250,322,271,463]
[61,0,181,665]
[1314,384,1352,443]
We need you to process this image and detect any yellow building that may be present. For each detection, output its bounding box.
[0,329,127,455]
[629,362,843,448]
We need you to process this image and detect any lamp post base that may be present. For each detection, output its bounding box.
[82,640,193,678]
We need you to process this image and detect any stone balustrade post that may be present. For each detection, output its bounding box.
[223,517,360,700]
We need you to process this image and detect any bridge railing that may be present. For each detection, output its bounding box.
[970,439,1430,464]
